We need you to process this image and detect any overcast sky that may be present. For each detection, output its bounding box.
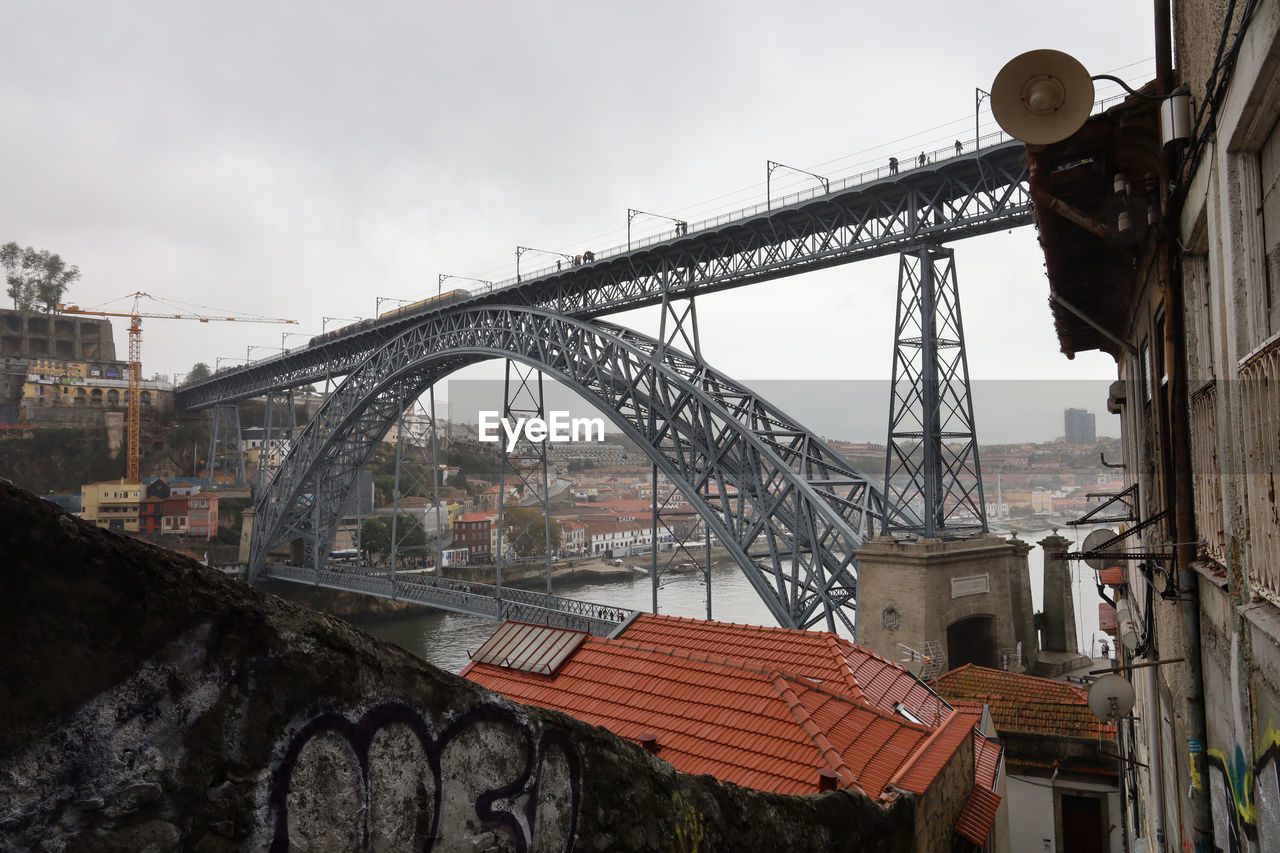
[2,1,1155,440]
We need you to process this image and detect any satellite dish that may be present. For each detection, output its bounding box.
[1088,672,1136,722]
[1081,528,1117,571]
[991,49,1095,144]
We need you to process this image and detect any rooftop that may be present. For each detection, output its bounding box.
[463,615,963,799]
[931,664,1115,740]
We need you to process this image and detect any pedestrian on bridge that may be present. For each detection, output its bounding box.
[888,157,898,174]
[918,152,927,167]
[955,140,963,155]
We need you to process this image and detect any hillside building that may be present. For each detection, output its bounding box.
[1063,407,1097,444]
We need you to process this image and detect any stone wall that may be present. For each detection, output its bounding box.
[0,479,919,851]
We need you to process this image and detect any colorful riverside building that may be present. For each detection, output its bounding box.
[79,479,142,532]
[465,614,1007,850]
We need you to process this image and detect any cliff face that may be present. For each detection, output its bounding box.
[0,480,914,851]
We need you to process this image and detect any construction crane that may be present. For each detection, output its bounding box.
[58,291,296,483]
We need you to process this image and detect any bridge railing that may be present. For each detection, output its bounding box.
[265,563,631,636]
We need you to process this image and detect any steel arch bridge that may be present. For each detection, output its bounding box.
[178,140,1031,409]
[253,306,898,634]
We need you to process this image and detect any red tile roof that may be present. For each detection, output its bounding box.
[463,614,965,798]
[1098,566,1125,585]
[954,785,1003,845]
[931,664,1115,740]
[456,512,494,523]
[619,614,948,722]
[974,731,1002,792]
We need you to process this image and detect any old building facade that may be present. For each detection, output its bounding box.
[1027,1,1280,848]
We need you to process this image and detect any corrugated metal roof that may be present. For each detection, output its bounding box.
[468,621,587,675]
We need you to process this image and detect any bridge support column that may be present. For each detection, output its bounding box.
[649,277,715,616]
[205,404,246,488]
[495,361,555,600]
[258,389,296,490]
[854,533,1037,678]
[238,505,255,564]
[882,245,987,538]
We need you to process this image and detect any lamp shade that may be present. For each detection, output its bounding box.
[992,49,1095,144]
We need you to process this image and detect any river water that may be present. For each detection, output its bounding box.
[352,527,1107,674]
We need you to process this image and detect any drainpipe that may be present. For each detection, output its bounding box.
[1165,234,1212,847]
[1155,0,1210,837]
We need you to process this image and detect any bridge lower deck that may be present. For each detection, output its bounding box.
[266,563,634,636]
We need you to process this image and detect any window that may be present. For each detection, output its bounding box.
[1259,114,1279,338]
[1241,341,1280,603]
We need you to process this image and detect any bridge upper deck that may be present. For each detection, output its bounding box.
[179,137,1030,410]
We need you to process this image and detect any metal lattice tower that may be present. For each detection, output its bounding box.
[495,362,556,596]
[258,389,297,489]
[205,403,247,488]
[882,244,987,538]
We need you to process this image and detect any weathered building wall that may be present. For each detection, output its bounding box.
[0,480,918,851]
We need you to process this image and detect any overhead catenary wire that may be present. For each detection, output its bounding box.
[465,58,1155,285]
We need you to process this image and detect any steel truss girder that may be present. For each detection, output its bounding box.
[251,307,906,634]
[882,245,987,537]
[179,143,1031,410]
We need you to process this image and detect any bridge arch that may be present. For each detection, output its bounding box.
[252,306,906,634]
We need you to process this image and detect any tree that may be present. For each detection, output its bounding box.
[1,242,81,312]
[360,514,427,560]
[361,518,391,559]
[185,362,212,383]
[501,505,563,558]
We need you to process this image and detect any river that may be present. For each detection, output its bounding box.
[351,527,1107,674]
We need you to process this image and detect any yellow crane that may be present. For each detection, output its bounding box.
[58,291,296,483]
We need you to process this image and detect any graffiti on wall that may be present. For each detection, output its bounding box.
[1206,726,1280,851]
[266,700,581,852]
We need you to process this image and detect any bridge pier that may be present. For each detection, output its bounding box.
[853,533,1037,675]
[205,403,247,488]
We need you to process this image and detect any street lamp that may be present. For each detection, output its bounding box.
[438,273,492,301]
[627,209,689,250]
[766,160,829,210]
[516,246,574,282]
